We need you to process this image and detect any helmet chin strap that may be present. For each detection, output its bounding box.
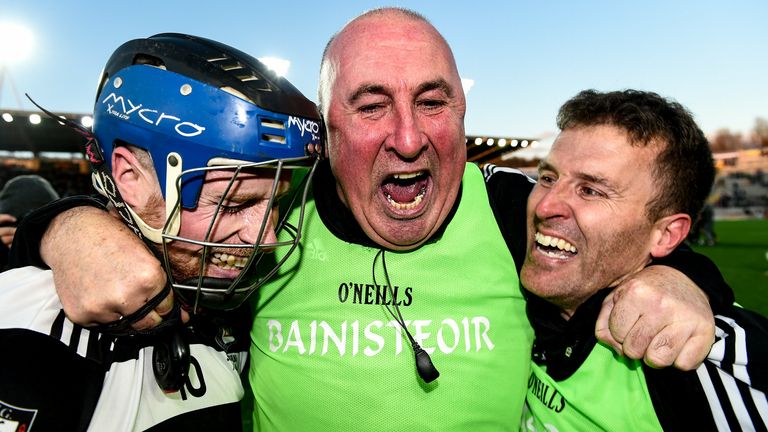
[93,151,183,244]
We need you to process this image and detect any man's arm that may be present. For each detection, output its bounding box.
[11,198,178,330]
[9,196,107,269]
[642,304,768,430]
[596,265,715,369]
[596,248,732,370]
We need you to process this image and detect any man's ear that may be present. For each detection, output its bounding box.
[319,110,330,159]
[649,213,692,258]
[111,146,156,209]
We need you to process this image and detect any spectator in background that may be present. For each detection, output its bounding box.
[0,175,60,269]
[687,197,717,247]
[695,203,717,246]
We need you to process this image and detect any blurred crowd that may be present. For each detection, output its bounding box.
[0,163,93,199]
[686,169,767,247]
[0,162,92,269]
[709,169,768,220]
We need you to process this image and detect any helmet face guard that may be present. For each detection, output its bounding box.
[161,156,318,311]
[90,33,323,311]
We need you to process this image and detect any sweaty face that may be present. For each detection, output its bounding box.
[325,15,467,250]
[520,125,660,317]
[163,168,290,284]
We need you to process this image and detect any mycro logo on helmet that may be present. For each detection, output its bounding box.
[101,92,206,137]
[288,116,320,141]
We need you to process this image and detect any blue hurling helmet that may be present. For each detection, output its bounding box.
[91,33,322,310]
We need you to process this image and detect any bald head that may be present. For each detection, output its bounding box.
[318,7,461,118]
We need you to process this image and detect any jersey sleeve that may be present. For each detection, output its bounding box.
[0,268,106,432]
[7,195,107,269]
[481,163,536,273]
[704,307,768,418]
[645,305,768,431]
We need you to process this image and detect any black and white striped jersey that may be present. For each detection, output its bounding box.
[0,266,247,432]
[644,305,768,431]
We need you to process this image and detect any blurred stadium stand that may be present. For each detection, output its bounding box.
[1,108,540,195]
[2,108,766,220]
[1,109,96,198]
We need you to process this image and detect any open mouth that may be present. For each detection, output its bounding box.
[210,252,249,270]
[381,171,429,211]
[534,232,577,259]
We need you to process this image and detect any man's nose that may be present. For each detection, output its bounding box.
[385,105,428,159]
[533,183,572,221]
[239,208,279,248]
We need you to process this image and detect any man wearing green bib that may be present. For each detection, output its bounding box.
[520,89,768,431]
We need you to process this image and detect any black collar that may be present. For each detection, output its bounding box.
[527,288,613,381]
[312,160,462,248]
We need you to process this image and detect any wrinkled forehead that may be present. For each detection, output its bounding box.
[329,16,460,92]
[546,127,659,194]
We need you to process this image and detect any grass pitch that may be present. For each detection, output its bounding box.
[691,218,768,316]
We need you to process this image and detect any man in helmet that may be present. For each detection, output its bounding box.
[0,33,319,431]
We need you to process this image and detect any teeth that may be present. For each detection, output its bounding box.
[385,172,427,210]
[386,190,424,210]
[211,252,249,269]
[535,232,577,253]
[392,172,423,180]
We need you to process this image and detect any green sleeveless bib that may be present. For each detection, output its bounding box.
[523,342,663,431]
[249,163,533,431]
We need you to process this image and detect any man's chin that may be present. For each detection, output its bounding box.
[374,225,434,251]
[368,211,447,250]
[520,266,546,295]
